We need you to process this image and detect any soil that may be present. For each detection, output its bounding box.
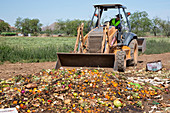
[0,53,170,80]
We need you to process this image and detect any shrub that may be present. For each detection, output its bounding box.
[1,32,17,36]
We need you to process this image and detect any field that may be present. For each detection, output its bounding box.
[0,36,76,64]
[0,36,170,64]
[0,36,170,112]
[144,37,170,54]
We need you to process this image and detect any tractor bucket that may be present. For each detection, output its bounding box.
[55,53,116,69]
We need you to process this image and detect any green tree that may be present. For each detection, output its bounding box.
[129,11,151,36]
[29,19,42,36]
[45,27,53,36]
[21,18,30,35]
[151,17,161,36]
[55,19,66,34]
[0,21,10,33]
[55,19,90,36]
[15,17,22,32]
[159,19,170,37]
[15,17,42,36]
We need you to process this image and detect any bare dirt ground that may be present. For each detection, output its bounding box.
[0,53,170,80]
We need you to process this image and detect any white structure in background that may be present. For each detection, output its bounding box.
[18,33,23,36]
[28,33,31,37]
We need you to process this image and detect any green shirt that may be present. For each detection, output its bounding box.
[111,18,120,26]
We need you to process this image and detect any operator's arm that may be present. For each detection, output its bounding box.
[109,18,113,25]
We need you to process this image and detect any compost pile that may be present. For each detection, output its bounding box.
[0,68,170,113]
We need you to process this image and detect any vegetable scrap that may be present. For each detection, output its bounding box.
[0,68,169,113]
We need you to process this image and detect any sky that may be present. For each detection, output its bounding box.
[0,0,170,27]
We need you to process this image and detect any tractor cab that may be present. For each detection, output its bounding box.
[88,4,132,43]
[89,4,131,32]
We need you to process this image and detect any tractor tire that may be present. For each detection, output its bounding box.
[116,51,126,72]
[128,39,138,66]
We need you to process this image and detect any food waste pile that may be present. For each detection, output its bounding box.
[0,68,170,113]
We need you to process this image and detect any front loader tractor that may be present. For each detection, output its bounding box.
[56,4,146,71]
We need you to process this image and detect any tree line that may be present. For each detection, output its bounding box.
[0,11,169,37]
[15,17,42,36]
[129,11,170,37]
